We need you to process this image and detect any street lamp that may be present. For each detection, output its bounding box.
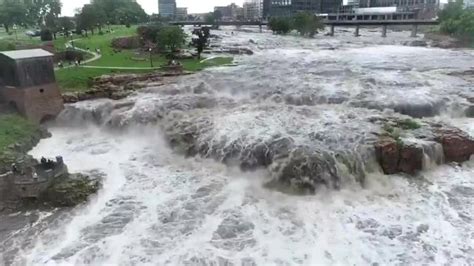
[149,47,153,68]
[12,24,18,40]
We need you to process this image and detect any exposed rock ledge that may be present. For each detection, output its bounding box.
[63,71,193,103]
[375,122,474,175]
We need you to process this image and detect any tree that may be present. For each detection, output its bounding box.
[58,17,75,37]
[268,17,292,34]
[90,0,148,25]
[193,28,210,60]
[439,0,474,39]
[0,1,28,33]
[26,0,62,29]
[293,12,324,37]
[76,4,106,35]
[157,26,187,53]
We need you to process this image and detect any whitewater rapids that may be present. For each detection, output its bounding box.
[1,27,473,265]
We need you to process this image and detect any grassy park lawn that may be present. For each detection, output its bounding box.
[0,114,38,153]
[54,25,233,92]
[56,57,234,92]
[0,28,42,51]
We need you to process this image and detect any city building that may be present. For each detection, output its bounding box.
[465,0,474,8]
[159,0,176,18]
[214,3,244,21]
[356,0,439,19]
[263,0,343,17]
[0,49,64,123]
[175,7,188,20]
[243,0,263,20]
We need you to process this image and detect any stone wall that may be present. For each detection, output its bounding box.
[0,83,64,123]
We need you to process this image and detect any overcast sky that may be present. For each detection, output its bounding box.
[61,0,246,16]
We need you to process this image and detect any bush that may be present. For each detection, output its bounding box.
[439,0,474,40]
[40,29,53,41]
[0,41,16,51]
[157,26,187,52]
[268,17,292,34]
[111,36,140,49]
[293,12,324,37]
[137,24,163,43]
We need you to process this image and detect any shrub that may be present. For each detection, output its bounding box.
[112,36,140,49]
[137,24,163,43]
[293,12,324,37]
[157,26,187,52]
[0,41,16,51]
[268,17,292,34]
[439,0,474,40]
[40,29,53,41]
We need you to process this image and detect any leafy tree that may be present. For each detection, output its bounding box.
[293,12,324,37]
[205,13,217,24]
[439,0,464,22]
[40,29,53,41]
[157,26,187,53]
[137,24,163,44]
[439,0,474,40]
[26,0,62,29]
[268,17,292,34]
[192,28,210,59]
[58,17,75,36]
[76,4,106,35]
[90,0,148,25]
[0,1,28,33]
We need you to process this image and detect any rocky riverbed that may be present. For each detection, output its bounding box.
[1,27,473,265]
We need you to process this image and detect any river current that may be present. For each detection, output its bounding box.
[1,27,473,265]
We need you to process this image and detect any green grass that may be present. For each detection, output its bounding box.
[56,68,154,92]
[53,25,233,92]
[0,114,38,153]
[396,119,421,130]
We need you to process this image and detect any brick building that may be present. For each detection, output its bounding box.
[0,49,64,123]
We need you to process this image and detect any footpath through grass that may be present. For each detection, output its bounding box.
[55,25,233,92]
[0,114,38,153]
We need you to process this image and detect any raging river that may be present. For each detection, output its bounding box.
[1,27,474,265]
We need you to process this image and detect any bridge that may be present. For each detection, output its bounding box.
[170,19,439,37]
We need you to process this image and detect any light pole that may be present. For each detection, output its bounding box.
[149,47,153,68]
[13,24,18,41]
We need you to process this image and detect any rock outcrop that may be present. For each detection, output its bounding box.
[435,128,474,162]
[40,173,101,207]
[62,71,193,103]
[375,124,474,175]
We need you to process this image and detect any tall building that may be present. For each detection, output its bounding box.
[159,0,176,18]
[465,0,474,8]
[356,0,439,19]
[214,3,244,21]
[175,7,188,20]
[264,0,343,17]
[243,0,263,20]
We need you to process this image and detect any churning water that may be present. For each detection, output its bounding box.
[1,27,473,265]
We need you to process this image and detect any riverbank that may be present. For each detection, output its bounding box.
[0,114,50,174]
[53,26,234,93]
[424,31,474,49]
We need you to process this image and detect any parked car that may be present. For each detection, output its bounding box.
[25,30,41,37]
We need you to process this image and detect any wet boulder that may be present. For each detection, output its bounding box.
[435,128,474,162]
[269,148,340,193]
[465,106,474,118]
[375,137,424,175]
[398,144,423,175]
[403,40,428,47]
[375,137,400,175]
[40,173,101,207]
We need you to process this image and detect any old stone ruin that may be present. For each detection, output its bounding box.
[0,49,64,123]
[0,156,100,212]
